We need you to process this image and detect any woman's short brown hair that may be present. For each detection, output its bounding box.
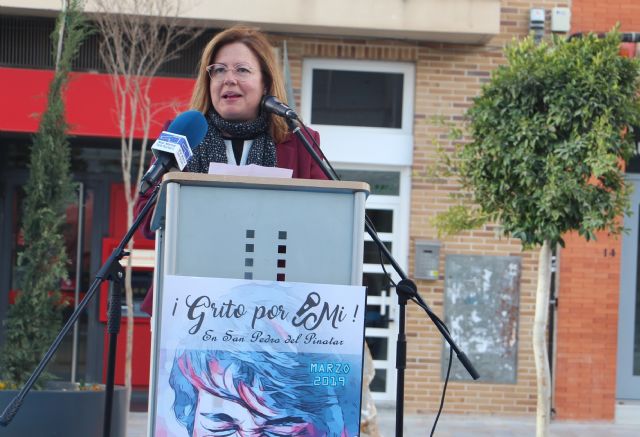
[190,25,289,143]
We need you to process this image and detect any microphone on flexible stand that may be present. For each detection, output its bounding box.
[261,95,299,120]
[262,94,338,180]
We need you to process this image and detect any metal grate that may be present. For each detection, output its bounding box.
[0,14,216,77]
[0,15,56,69]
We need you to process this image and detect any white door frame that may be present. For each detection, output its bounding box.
[301,58,414,400]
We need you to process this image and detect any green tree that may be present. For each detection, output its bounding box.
[435,31,640,436]
[0,0,90,387]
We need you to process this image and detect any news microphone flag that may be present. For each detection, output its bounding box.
[151,131,192,171]
[139,110,208,194]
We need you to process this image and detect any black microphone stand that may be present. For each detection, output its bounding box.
[0,184,161,437]
[284,117,480,437]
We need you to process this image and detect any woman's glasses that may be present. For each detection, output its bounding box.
[206,63,255,82]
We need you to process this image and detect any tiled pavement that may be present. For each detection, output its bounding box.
[127,405,640,436]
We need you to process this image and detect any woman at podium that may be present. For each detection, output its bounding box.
[136,25,328,315]
[185,25,328,179]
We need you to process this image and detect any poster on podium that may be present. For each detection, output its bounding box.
[151,275,366,437]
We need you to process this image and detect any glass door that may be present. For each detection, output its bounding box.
[341,168,407,400]
[301,58,414,401]
[362,202,400,400]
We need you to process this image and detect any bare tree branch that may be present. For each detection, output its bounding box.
[91,0,204,404]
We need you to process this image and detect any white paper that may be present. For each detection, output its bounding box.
[208,162,293,178]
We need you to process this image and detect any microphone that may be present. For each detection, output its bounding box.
[296,292,321,317]
[261,95,298,120]
[139,110,208,194]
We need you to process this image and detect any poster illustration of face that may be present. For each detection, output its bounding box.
[151,276,366,437]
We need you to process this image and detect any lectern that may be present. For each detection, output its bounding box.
[146,174,370,436]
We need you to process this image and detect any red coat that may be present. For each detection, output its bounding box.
[135,127,328,314]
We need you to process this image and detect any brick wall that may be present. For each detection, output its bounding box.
[552,0,640,421]
[572,0,640,33]
[273,0,570,416]
[555,232,622,420]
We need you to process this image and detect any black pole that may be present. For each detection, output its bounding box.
[0,185,161,429]
[284,118,479,437]
[395,281,410,437]
[103,262,125,437]
[547,247,558,418]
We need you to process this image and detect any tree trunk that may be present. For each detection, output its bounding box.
[534,240,552,437]
[124,204,135,413]
[92,0,205,414]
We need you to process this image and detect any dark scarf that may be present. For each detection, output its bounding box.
[186,109,277,173]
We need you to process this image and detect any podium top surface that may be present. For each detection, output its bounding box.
[162,172,370,195]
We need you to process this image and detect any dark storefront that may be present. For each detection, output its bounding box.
[0,14,206,389]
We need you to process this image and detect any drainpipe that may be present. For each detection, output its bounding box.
[54,0,68,72]
[548,248,559,418]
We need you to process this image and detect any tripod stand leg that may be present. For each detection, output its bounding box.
[103,264,124,437]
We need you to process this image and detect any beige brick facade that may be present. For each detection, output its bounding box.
[266,0,570,416]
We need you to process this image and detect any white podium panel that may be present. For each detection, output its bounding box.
[147,174,369,437]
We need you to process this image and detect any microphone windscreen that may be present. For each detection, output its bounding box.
[165,110,208,152]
